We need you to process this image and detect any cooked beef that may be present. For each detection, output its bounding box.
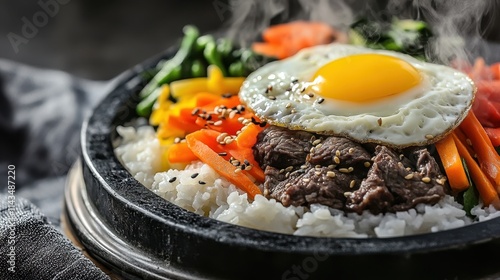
[346,146,448,214]
[308,136,372,176]
[253,126,314,170]
[264,164,362,209]
[254,125,450,214]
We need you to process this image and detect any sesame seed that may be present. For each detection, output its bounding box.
[292,79,299,84]
[191,173,199,179]
[350,180,356,188]
[229,110,237,119]
[334,156,340,164]
[425,134,434,140]
[218,152,227,156]
[315,171,321,175]
[286,103,292,108]
[279,169,285,173]
[364,162,371,168]
[328,164,335,169]
[285,166,294,172]
[268,96,276,100]
[191,108,200,115]
[245,165,252,171]
[339,168,350,173]
[300,165,308,169]
[234,168,242,173]
[307,92,314,98]
[404,173,414,180]
[344,192,352,197]
[312,139,322,145]
[316,143,323,149]
[198,181,206,185]
[222,93,232,98]
[213,120,223,126]
[174,137,182,144]
[377,118,382,126]
[318,97,325,104]
[335,150,341,157]
[327,171,336,178]
[348,148,354,154]
[168,177,177,183]
[302,178,310,183]
[422,177,431,183]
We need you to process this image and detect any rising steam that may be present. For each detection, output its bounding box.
[222,0,497,65]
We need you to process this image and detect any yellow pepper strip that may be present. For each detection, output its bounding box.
[207,65,245,95]
[149,85,172,126]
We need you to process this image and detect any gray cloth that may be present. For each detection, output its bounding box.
[0,59,112,279]
[0,195,109,280]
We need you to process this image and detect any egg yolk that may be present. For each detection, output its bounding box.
[310,54,421,102]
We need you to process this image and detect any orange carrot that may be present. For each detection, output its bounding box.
[491,62,500,80]
[167,142,198,163]
[485,127,500,148]
[235,122,264,148]
[453,127,475,157]
[452,133,500,207]
[434,134,470,191]
[252,21,339,59]
[459,111,500,191]
[186,130,262,199]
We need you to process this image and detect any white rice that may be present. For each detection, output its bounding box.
[113,125,498,238]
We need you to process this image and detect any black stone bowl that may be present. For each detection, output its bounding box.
[66,46,500,280]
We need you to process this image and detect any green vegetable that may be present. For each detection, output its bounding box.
[191,59,206,77]
[228,61,245,77]
[203,40,228,76]
[138,25,200,101]
[462,158,479,216]
[136,86,163,117]
[349,17,432,60]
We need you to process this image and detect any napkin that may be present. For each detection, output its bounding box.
[0,58,110,279]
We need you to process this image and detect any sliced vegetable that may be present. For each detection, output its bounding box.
[452,133,500,207]
[434,134,470,191]
[186,130,262,199]
[485,127,500,148]
[139,25,199,101]
[461,158,479,216]
[252,20,341,59]
[167,141,198,164]
[459,111,500,191]
[349,17,432,60]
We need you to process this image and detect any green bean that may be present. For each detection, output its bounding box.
[216,38,233,59]
[203,40,228,76]
[228,61,245,77]
[139,25,199,100]
[136,86,163,117]
[191,59,206,77]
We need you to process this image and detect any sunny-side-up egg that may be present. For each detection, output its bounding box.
[238,43,476,148]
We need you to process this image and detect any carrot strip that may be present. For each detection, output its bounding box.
[485,127,500,148]
[167,142,198,163]
[434,134,470,191]
[453,127,475,157]
[186,130,262,199]
[452,133,500,207]
[459,111,500,190]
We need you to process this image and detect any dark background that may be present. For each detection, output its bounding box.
[1,0,499,81]
[0,0,227,81]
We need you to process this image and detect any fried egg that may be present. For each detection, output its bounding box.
[238,43,476,148]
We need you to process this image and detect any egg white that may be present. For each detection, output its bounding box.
[238,43,476,148]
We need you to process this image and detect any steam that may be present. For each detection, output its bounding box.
[222,0,497,65]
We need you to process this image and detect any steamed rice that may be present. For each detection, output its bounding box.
[114,124,498,238]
